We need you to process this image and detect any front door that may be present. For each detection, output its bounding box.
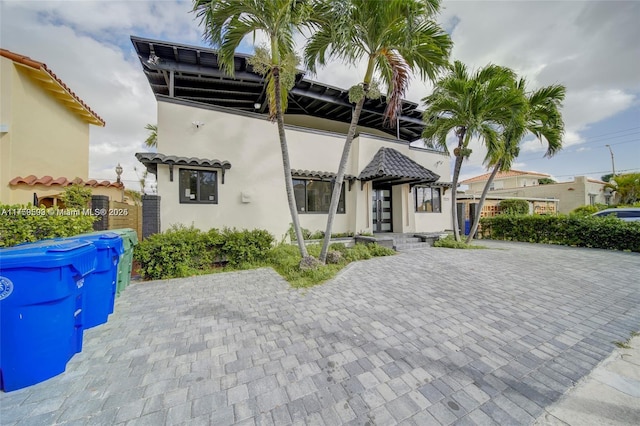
[372,188,392,232]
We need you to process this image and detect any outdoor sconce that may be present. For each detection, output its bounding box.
[254,103,261,110]
[192,121,205,129]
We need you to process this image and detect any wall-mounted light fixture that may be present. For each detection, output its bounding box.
[147,54,160,65]
[192,121,205,129]
[254,103,261,110]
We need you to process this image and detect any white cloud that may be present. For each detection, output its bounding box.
[1,0,638,190]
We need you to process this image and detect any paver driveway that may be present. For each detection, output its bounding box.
[1,241,639,425]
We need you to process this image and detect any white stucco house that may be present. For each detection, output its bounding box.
[132,37,452,239]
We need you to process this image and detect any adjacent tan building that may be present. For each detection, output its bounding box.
[0,49,122,206]
[460,170,611,214]
[132,37,453,238]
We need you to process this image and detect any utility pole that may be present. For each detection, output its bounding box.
[605,144,616,177]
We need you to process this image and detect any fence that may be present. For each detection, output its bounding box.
[91,195,158,240]
[108,201,142,240]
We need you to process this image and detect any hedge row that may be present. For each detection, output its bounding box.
[133,225,274,280]
[0,204,95,247]
[479,214,640,252]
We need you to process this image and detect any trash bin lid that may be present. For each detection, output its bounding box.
[73,233,125,256]
[0,239,97,274]
[107,228,139,246]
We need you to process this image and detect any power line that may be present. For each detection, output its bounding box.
[552,167,640,179]
[516,138,639,162]
[579,126,640,140]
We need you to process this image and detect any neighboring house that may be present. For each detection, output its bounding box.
[132,37,452,238]
[0,49,122,206]
[460,170,611,214]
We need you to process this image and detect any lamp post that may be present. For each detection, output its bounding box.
[115,163,124,201]
[605,144,616,177]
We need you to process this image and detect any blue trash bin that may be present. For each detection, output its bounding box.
[0,240,96,392]
[464,220,471,235]
[71,233,124,329]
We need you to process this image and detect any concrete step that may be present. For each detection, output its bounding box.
[393,237,422,244]
[394,242,432,251]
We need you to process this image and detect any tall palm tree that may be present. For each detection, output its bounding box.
[306,0,452,262]
[421,61,526,241]
[144,124,157,148]
[192,0,312,257]
[465,81,565,243]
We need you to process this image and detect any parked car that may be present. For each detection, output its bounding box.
[591,208,640,222]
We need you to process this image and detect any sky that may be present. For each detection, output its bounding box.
[1,0,639,191]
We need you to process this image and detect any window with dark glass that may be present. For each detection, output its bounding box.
[179,169,217,204]
[415,187,441,213]
[293,179,345,213]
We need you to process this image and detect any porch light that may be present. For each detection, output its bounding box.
[254,103,261,110]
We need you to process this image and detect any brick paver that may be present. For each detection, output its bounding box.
[1,241,638,425]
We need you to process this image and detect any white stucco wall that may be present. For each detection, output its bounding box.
[155,100,452,237]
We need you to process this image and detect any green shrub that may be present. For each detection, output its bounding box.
[288,224,355,241]
[329,242,348,254]
[571,204,607,217]
[499,199,529,215]
[134,226,274,279]
[60,183,92,209]
[0,204,95,247]
[345,243,373,262]
[366,243,397,257]
[133,225,211,280]
[220,228,274,267]
[480,215,640,252]
[433,235,485,249]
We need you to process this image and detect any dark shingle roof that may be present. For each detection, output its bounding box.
[358,147,439,184]
[135,152,231,175]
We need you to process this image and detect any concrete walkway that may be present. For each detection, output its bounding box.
[1,241,638,425]
[534,334,640,426]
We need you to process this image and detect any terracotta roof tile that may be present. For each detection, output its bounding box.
[9,175,123,189]
[291,169,357,181]
[460,169,550,185]
[0,48,105,126]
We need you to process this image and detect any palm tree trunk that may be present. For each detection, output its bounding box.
[319,95,367,262]
[273,67,308,257]
[450,129,467,241]
[465,160,501,244]
[319,59,376,263]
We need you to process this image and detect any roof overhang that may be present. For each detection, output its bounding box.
[130,36,426,141]
[135,152,232,183]
[358,147,440,187]
[1,49,105,126]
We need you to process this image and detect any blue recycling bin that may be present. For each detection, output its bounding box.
[464,220,471,235]
[0,240,96,392]
[71,233,123,329]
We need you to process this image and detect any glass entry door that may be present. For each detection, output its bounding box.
[372,188,392,232]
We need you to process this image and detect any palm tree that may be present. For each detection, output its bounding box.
[306,0,452,262]
[144,124,157,148]
[192,0,313,257]
[465,81,565,243]
[421,61,526,241]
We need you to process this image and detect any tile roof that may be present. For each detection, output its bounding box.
[0,49,105,126]
[291,170,357,181]
[460,169,550,185]
[135,153,231,175]
[10,175,123,188]
[358,147,439,184]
